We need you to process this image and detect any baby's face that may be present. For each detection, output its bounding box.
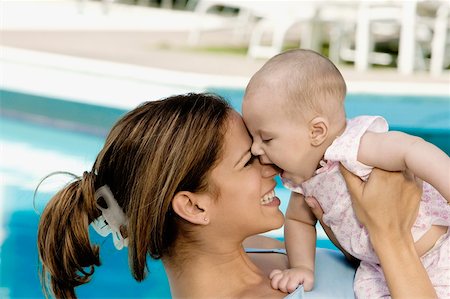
[242,86,320,185]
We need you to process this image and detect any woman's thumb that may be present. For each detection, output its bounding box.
[339,164,363,199]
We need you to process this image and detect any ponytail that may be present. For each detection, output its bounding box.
[37,171,101,298]
[36,93,232,297]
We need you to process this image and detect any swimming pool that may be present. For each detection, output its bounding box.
[1,88,449,298]
[1,90,173,298]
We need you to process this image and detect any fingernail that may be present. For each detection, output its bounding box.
[305,198,316,209]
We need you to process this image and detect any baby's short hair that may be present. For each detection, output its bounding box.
[249,49,347,121]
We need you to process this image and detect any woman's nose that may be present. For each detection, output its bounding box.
[261,163,280,178]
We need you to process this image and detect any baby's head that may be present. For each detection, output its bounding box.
[243,49,347,184]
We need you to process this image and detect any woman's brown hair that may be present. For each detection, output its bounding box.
[37,93,231,298]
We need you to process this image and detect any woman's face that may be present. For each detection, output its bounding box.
[208,111,285,240]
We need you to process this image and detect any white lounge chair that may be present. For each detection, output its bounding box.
[346,0,449,75]
[430,2,449,76]
[188,1,349,58]
[187,0,256,46]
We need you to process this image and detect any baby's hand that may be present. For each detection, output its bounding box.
[269,267,314,293]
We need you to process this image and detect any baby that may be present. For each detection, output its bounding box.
[242,49,450,298]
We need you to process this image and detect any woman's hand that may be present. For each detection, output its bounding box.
[340,165,436,299]
[339,165,422,243]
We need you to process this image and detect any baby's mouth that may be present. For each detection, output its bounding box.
[272,164,283,175]
[260,190,276,205]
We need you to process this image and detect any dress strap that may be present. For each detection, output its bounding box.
[244,248,287,255]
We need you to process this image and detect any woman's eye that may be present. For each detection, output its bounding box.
[244,155,257,167]
[262,138,272,143]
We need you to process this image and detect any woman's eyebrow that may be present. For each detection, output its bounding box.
[235,148,251,167]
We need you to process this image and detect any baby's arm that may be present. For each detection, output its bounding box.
[358,131,450,202]
[270,192,317,293]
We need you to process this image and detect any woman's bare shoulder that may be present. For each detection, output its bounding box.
[243,235,288,277]
[239,279,287,299]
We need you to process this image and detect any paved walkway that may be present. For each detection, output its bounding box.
[1,0,267,77]
[1,0,449,101]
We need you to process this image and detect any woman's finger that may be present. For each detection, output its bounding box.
[339,164,364,200]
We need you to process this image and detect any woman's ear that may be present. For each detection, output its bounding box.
[171,191,210,225]
[309,116,329,147]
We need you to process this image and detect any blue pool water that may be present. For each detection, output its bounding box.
[211,88,450,154]
[1,88,449,298]
[1,100,172,298]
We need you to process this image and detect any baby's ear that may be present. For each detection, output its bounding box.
[309,116,329,146]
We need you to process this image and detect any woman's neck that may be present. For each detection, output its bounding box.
[164,244,268,298]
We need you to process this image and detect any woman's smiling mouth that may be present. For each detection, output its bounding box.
[260,190,280,206]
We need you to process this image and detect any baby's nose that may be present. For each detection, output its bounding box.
[251,141,264,156]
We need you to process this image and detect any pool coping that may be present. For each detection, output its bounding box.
[1,46,449,112]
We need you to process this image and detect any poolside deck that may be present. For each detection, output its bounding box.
[1,0,449,103]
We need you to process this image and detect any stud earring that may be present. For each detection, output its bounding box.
[204,217,209,222]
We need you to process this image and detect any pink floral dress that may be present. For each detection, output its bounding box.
[283,115,450,298]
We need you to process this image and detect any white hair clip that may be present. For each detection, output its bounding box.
[91,185,129,250]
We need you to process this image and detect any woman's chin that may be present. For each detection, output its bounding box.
[263,212,285,232]
[274,214,285,229]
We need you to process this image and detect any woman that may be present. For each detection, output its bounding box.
[37,93,436,298]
